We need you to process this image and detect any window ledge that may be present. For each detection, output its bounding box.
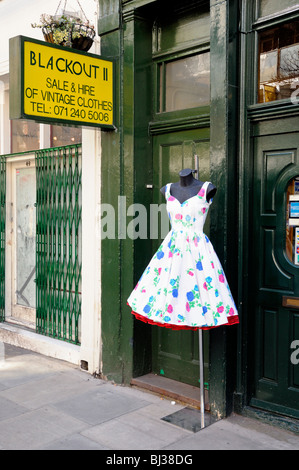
[149,113,210,135]
[248,99,299,121]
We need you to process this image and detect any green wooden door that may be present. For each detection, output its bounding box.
[151,127,210,387]
[249,130,299,419]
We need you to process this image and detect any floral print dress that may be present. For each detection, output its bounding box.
[127,182,239,330]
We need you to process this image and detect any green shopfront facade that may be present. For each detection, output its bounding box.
[98,0,299,425]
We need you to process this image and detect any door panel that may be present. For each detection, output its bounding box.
[250,131,299,418]
[152,127,210,387]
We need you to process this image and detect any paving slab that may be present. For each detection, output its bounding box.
[53,384,152,426]
[0,396,28,422]
[81,412,191,450]
[0,406,88,450]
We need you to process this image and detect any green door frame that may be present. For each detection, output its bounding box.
[208,0,239,418]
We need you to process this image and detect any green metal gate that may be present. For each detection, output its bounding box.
[0,156,5,323]
[35,145,82,344]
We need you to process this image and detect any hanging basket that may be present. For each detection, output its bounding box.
[42,19,95,52]
[32,1,95,52]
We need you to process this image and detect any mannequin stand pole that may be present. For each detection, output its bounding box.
[194,155,205,429]
[199,329,205,429]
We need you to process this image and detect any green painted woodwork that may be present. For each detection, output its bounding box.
[249,126,299,420]
[208,0,239,419]
[122,0,157,12]
[35,145,82,345]
[0,156,5,323]
[100,22,132,383]
[98,0,120,35]
[151,129,210,388]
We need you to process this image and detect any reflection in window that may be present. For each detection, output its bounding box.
[286,177,299,266]
[16,167,36,308]
[159,52,210,112]
[11,120,40,153]
[51,125,82,147]
[258,21,299,103]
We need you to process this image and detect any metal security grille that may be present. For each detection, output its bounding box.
[35,145,82,344]
[0,156,5,323]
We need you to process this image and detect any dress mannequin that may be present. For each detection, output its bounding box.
[160,169,217,204]
[127,165,239,331]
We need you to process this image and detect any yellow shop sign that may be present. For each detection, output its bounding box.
[9,36,114,129]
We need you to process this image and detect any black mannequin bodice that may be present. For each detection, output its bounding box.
[160,169,217,204]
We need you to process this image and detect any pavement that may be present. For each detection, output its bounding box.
[0,342,299,452]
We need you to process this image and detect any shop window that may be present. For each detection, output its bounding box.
[159,52,210,113]
[51,125,82,147]
[258,20,299,103]
[11,121,82,152]
[11,120,40,153]
[286,177,299,266]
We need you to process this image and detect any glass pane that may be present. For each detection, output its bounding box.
[11,120,40,153]
[258,21,299,103]
[260,50,278,83]
[259,0,299,18]
[162,52,210,112]
[280,44,299,79]
[51,125,82,147]
[16,167,36,308]
[286,177,299,266]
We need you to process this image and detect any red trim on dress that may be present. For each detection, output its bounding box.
[130,310,239,331]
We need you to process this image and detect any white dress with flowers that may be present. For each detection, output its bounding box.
[127,182,239,330]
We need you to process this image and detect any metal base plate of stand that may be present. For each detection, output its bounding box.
[162,407,217,433]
